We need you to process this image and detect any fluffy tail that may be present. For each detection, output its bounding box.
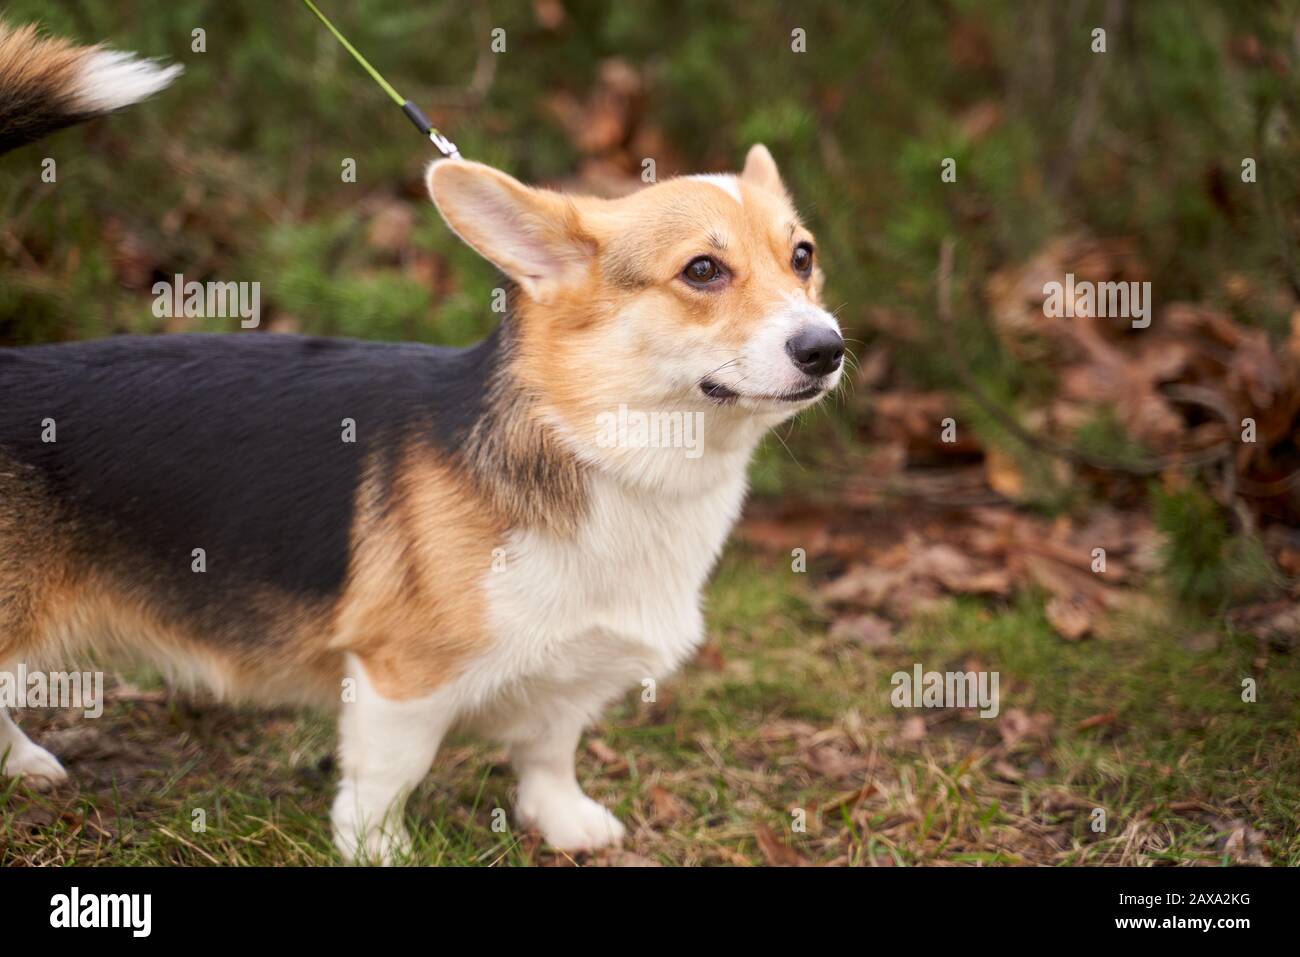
[0,20,181,156]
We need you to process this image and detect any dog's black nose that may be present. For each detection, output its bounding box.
[785,326,844,377]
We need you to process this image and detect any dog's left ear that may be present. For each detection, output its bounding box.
[426,159,594,301]
[741,144,787,197]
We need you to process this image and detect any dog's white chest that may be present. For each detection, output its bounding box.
[469,464,751,718]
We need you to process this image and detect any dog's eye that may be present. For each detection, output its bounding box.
[792,242,814,277]
[683,256,723,287]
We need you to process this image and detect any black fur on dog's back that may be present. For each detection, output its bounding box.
[0,332,501,627]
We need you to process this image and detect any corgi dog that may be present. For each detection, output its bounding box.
[0,22,844,863]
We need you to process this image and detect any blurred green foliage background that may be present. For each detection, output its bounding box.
[1,0,1297,455]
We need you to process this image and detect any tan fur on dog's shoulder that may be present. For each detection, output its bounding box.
[332,444,503,700]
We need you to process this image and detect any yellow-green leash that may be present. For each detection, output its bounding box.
[300,0,461,159]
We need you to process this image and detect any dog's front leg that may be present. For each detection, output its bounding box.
[510,713,626,852]
[331,655,454,865]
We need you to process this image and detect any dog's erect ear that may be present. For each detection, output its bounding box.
[427,160,593,301]
[740,144,787,197]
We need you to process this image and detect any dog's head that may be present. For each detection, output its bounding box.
[427,146,842,465]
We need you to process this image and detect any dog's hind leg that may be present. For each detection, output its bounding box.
[0,468,68,788]
[330,654,454,865]
[0,698,67,789]
[0,606,67,790]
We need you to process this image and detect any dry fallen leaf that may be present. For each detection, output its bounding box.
[819,564,900,609]
[872,391,982,456]
[900,715,928,741]
[801,744,869,781]
[694,643,726,671]
[998,708,1055,749]
[828,613,895,648]
[586,738,626,776]
[647,785,689,825]
[1075,710,1116,731]
[754,823,809,867]
[984,445,1026,499]
[1219,821,1269,865]
[1045,595,1094,641]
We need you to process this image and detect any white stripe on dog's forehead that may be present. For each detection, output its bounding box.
[690,174,743,206]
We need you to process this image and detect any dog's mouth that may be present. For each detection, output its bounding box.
[699,379,741,402]
[699,380,824,404]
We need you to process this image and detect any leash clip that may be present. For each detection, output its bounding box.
[429,129,461,160]
[402,100,460,159]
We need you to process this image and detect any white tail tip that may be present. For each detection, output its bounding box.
[74,49,183,114]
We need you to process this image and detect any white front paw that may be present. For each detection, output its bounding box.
[2,742,69,790]
[518,784,626,851]
[331,792,412,866]
[333,816,412,866]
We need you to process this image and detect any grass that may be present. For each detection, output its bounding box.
[4,541,1295,867]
